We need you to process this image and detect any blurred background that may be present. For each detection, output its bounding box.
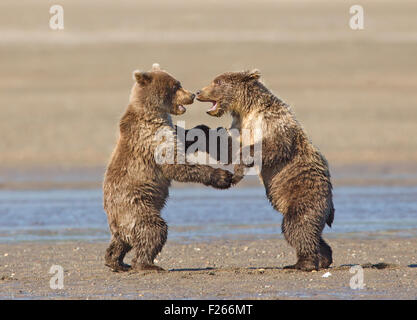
[1,0,417,188]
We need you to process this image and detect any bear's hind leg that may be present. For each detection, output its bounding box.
[131,214,168,272]
[318,237,333,269]
[105,234,132,272]
[281,211,323,271]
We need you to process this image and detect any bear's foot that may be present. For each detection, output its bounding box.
[319,239,333,269]
[284,258,319,272]
[319,258,332,269]
[105,262,131,272]
[319,255,332,269]
[133,263,165,272]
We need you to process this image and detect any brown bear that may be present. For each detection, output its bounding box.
[195,70,335,271]
[103,64,233,272]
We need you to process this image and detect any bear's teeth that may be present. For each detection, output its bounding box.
[178,105,186,112]
[208,102,217,112]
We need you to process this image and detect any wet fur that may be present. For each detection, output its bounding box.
[196,70,335,271]
[103,67,232,272]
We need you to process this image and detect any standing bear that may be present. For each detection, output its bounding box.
[196,70,335,271]
[103,64,233,272]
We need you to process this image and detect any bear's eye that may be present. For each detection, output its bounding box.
[174,82,181,91]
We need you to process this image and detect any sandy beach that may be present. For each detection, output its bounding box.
[0,235,416,299]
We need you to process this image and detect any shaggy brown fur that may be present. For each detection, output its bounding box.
[196,70,335,271]
[103,65,233,272]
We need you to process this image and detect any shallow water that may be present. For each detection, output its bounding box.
[0,186,416,243]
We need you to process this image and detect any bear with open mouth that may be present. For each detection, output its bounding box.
[195,69,335,271]
[103,64,233,272]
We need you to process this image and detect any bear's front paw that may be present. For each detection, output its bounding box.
[209,168,233,189]
[231,173,244,186]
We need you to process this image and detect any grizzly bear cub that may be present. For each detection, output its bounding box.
[103,64,233,272]
[196,70,335,271]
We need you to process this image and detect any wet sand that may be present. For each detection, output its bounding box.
[1,235,416,299]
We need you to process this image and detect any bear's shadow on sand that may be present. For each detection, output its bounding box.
[125,262,405,276]
[168,262,401,273]
[168,266,288,274]
[169,267,217,272]
[125,262,404,274]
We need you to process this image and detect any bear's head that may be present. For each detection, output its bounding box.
[196,70,261,117]
[131,64,195,116]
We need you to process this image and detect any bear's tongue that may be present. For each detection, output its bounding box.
[178,105,186,112]
[207,102,218,112]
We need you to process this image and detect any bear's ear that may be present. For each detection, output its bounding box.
[152,63,161,71]
[133,70,152,86]
[244,69,261,81]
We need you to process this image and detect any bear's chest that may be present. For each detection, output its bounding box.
[230,112,265,182]
[231,112,264,147]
